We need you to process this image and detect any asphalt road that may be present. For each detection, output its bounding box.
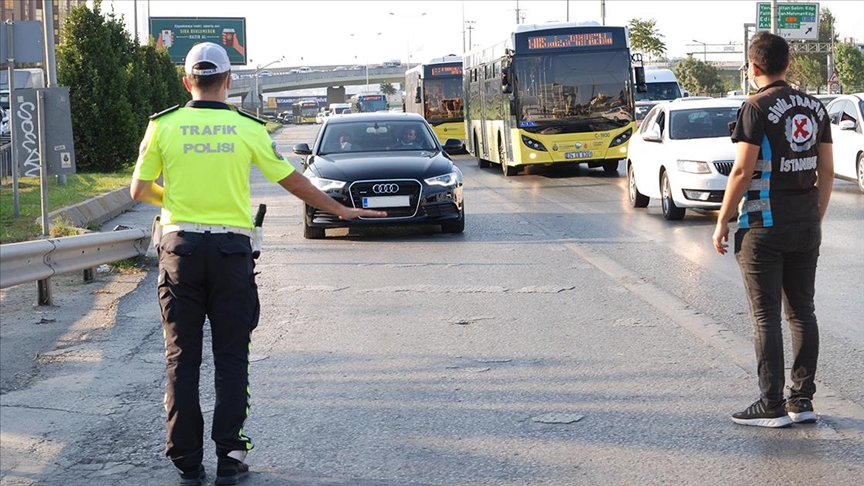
[1,123,862,485]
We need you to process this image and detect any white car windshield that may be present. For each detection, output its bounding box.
[669,107,740,140]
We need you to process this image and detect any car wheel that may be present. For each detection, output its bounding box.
[857,153,864,193]
[500,140,517,177]
[441,204,465,234]
[476,132,490,168]
[661,170,685,221]
[303,209,325,239]
[628,163,650,208]
[603,160,619,174]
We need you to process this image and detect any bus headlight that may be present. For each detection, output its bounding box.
[521,135,547,151]
[676,160,711,174]
[608,127,633,148]
[307,176,347,192]
[425,172,459,187]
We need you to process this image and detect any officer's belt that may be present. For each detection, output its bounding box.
[162,223,252,237]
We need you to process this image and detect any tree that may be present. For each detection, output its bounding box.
[834,42,864,91]
[673,56,723,96]
[628,19,666,59]
[787,55,823,92]
[56,0,138,172]
[379,82,397,96]
[56,0,186,173]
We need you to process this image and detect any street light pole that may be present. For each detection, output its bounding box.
[693,39,707,62]
[351,32,382,91]
[254,56,284,118]
[390,12,426,66]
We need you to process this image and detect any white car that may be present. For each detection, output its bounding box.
[627,98,743,220]
[825,93,864,192]
[315,110,330,124]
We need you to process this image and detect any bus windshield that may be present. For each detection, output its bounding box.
[354,95,388,113]
[424,77,464,123]
[514,51,634,134]
[298,104,317,117]
[635,82,682,101]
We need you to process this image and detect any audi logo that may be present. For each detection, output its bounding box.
[372,183,400,194]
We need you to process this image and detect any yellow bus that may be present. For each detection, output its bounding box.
[292,100,319,125]
[464,22,644,176]
[404,56,466,146]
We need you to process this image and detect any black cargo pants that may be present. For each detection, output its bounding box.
[157,230,259,472]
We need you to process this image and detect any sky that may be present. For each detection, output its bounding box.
[102,0,864,70]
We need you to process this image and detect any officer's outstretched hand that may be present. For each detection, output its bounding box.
[336,207,388,220]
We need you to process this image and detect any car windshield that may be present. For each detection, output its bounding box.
[319,121,437,154]
[635,82,682,101]
[669,107,740,140]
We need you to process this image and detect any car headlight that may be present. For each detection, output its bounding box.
[521,135,547,151]
[425,172,459,187]
[609,127,633,148]
[677,160,711,174]
[307,176,347,192]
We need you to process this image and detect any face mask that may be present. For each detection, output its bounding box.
[749,77,759,91]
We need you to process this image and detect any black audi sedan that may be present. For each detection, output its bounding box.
[292,112,465,239]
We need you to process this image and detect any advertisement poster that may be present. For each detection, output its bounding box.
[149,17,247,65]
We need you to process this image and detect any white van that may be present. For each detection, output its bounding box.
[636,68,688,102]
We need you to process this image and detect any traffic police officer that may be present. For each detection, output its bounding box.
[131,42,385,485]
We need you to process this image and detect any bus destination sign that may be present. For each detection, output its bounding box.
[527,32,614,50]
[431,66,463,76]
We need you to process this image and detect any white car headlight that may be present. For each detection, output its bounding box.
[307,176,346,192]
[425,172,459,187]
[677,160,711,174]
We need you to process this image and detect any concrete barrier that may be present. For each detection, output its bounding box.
[37,186,135,229]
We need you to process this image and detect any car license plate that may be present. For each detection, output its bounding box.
[565,151,593,159]
[362,195,410,208]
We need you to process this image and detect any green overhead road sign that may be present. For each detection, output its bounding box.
[757,3,819,41]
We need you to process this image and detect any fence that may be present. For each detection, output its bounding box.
[0,228,152,303]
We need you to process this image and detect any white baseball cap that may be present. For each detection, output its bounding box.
[184,42,231,75]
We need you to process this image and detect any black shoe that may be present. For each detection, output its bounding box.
[178,465,205,486]
[787,397,817,423]
[731,399,793,428]
[215,458,249,485]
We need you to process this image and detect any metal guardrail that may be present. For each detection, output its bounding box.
[0,228,151,289]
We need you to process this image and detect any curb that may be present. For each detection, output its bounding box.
[36,186,137,230]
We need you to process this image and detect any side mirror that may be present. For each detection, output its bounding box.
[634,66,647,93]
[642,126,662,142]
[443,138,465,155]
[682,90,690,98]
[839,120,856,131]
[293,143,312,155]
[414,86,422,104]
[502,66,513,94]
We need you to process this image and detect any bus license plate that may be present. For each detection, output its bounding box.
[565,151,593,159]
[362,196,410,208]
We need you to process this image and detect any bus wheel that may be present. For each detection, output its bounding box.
[500,140,516,177]
[603,160,620,174]
[476,133,490,168]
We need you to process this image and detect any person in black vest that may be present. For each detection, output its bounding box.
[713,31,834,428]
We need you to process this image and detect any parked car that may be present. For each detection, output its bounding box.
[292,112,465,239]
[627,98,744,220]
[825,93,864,192]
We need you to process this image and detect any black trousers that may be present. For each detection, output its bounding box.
[734,222,821,407]
[157,231,259,471]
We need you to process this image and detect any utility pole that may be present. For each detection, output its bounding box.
[462,1,466,53]
[601,0,606,26]
[133,0,138,42]
[771,0,778,34]
[43,0,66,186]
[466,22,475,52]
[516,0,520,25]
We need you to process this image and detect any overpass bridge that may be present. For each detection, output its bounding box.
[228,66,409,112]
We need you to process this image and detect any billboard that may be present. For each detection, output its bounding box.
[149,17,247,65]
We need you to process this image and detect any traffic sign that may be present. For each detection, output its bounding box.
[828,70,838,84]
[757,3,820,41]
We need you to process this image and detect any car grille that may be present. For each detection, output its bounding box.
[349,179,422,218]
[714,160,734,176]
